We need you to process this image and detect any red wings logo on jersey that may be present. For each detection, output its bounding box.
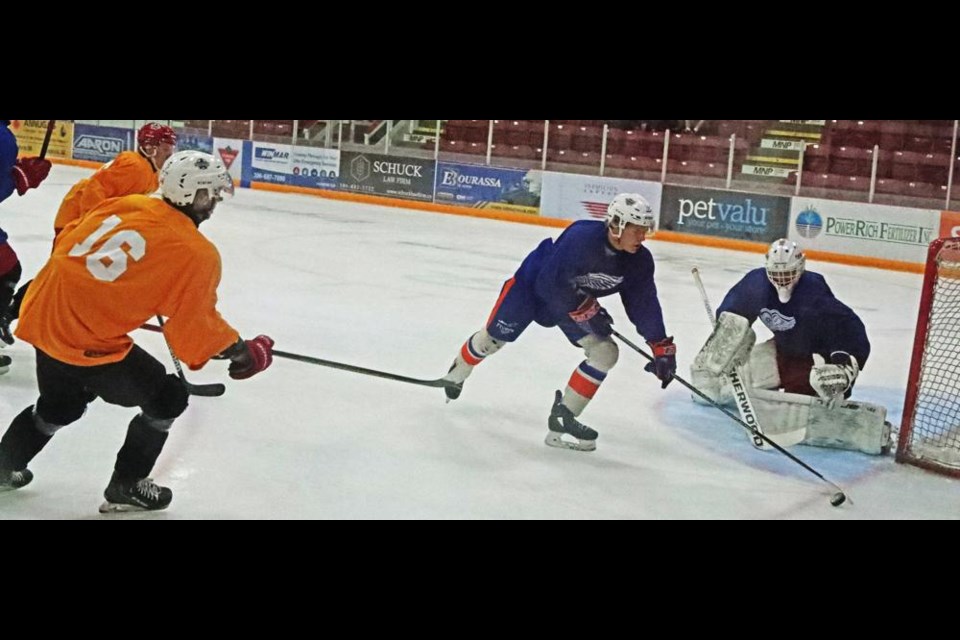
[759,308,797,332]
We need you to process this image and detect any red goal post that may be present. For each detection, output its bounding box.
[897,237,960,476]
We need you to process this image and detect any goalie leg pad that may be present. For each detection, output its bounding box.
[743,339,780,390]
[804,398,890,455]
[746,388,890,455]
[690,368,721,405]
[693,312,756,376]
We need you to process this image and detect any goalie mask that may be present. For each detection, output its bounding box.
[606,193,655,238]
[765,238,806,303]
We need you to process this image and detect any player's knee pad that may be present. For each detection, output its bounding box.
[142,374,189,421]
[35,396,87,431]
[471,329,506,357]
[138,412,176,433]
[580,335,619,372]
[32,407,72,436]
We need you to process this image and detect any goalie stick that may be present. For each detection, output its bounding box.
[611,329,849,506]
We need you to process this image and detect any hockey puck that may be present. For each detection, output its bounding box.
[830,492,846,507]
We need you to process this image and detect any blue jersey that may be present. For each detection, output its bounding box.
[514,220,667,342]
[0,120,18,204]
[717,268,870,367]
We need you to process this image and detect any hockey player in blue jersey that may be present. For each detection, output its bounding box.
[0,121,51,373]
[441,193,676,452]
[691,239,889,455]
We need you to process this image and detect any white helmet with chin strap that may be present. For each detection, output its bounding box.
[606,193,655,238]
[160,150,234,208]
[765,238,806,302]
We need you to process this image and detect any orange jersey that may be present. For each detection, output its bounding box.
[19,194,240,368]
[53,151,159,235]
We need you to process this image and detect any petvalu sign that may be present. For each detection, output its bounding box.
[659,185,790,242]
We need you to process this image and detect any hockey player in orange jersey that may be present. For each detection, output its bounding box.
[2,123,179,344]
[53,122,177,238]
[0,150,275,513]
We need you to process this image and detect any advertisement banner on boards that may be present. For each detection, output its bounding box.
[540,172,662,223]
[177,133,214,154]
[338,151,435,202]
[72,124,134,163]
[939,210,960,239]
[213,138,246,185]
[435,162,541,214]
[290,147,340,190]
[10,120,74,160]
[789,198,939,263]
[248,141,293,184]
[660,185,790,242]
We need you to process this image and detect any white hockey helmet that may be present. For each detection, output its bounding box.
[160,150,234,208]
[606,193,655,238]
[765,238,806,302]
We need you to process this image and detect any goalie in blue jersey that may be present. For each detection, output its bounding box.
[691,239,890,455]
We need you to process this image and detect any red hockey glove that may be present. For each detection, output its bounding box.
[569,297,614,337]
[12,157,52,196]
[227,335,275,380]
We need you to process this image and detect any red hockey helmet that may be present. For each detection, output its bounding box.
[137,122,177,148]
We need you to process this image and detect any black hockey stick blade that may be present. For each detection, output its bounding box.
[271,349,456,389]
[185,381,226,397]
[151,317,226,398]
[39,120,56,159]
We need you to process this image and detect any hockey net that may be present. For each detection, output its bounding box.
[897,237,960,476]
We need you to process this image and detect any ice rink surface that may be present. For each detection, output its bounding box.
[0,164,956,519]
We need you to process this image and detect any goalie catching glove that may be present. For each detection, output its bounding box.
[810,351,859,401]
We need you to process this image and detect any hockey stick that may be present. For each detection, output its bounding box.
[154,317,226,397]
[39,120,56,159]
[140,322,455,390]
[271,349,458,389]
[612,329,848,507]
[691,267,786,450]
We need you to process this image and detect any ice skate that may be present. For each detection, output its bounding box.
[545,390,598,452]
[443,361,464,403]
[99,475,172,513]
[0,467,33,492]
